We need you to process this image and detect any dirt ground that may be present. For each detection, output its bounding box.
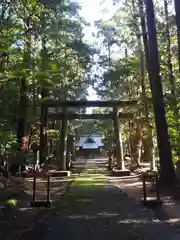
[42,158,180,240]
[0,177,72,240]
[109,175,180,231]
[2,158,180,239]
[0,159,85,240]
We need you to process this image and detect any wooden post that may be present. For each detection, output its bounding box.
[47,176,50,202]
[113,107,123,169]
[32,155,36,202]
[142,176,147,201]
[32,176,36,202]
[59,108,68,170]
[156,176,160,201]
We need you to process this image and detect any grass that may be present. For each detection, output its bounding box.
[83,169,107,174]
[55,166,108,208]
[72,170,106,187]
[6,198,18,207]
[72,181,106,187]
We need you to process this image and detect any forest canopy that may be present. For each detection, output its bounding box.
[0,0,180,181]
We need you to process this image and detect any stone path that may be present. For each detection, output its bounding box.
[42,158,180,240]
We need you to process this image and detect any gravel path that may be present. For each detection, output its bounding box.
[42,158,180,240]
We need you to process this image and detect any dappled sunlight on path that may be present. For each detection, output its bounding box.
[42,158,180,240]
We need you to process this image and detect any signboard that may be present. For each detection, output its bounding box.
[14,153,37,165]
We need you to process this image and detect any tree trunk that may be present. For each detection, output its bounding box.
[131,121,143,166]
[174,0,180,73]
[138,0,153,89]
[28,125,33,152]
[17,78,28,151]
[164,0,179,156]
[39,88,48,164]
[164,0,178,114]
[144,0,175,182]
[39,12,49,164]
[17,17,31,152]
[131,0,154,170]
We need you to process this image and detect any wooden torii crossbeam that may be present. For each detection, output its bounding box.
[40,99,137,172]
[48,112,133,120]
[42,99,137,108]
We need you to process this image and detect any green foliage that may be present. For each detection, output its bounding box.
[75,0,180,164]
[1,0,180,165]
[0,0,96,153]
[0,132,18,153]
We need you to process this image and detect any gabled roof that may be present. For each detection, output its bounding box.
[74,135,104,149]
[84,137,96,144]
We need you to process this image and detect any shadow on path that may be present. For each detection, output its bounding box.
[42,159,180,240]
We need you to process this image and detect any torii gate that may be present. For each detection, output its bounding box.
[40,99,137,173]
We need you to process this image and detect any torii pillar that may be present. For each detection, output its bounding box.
[112,107,130,176]
[59,108,68,170]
